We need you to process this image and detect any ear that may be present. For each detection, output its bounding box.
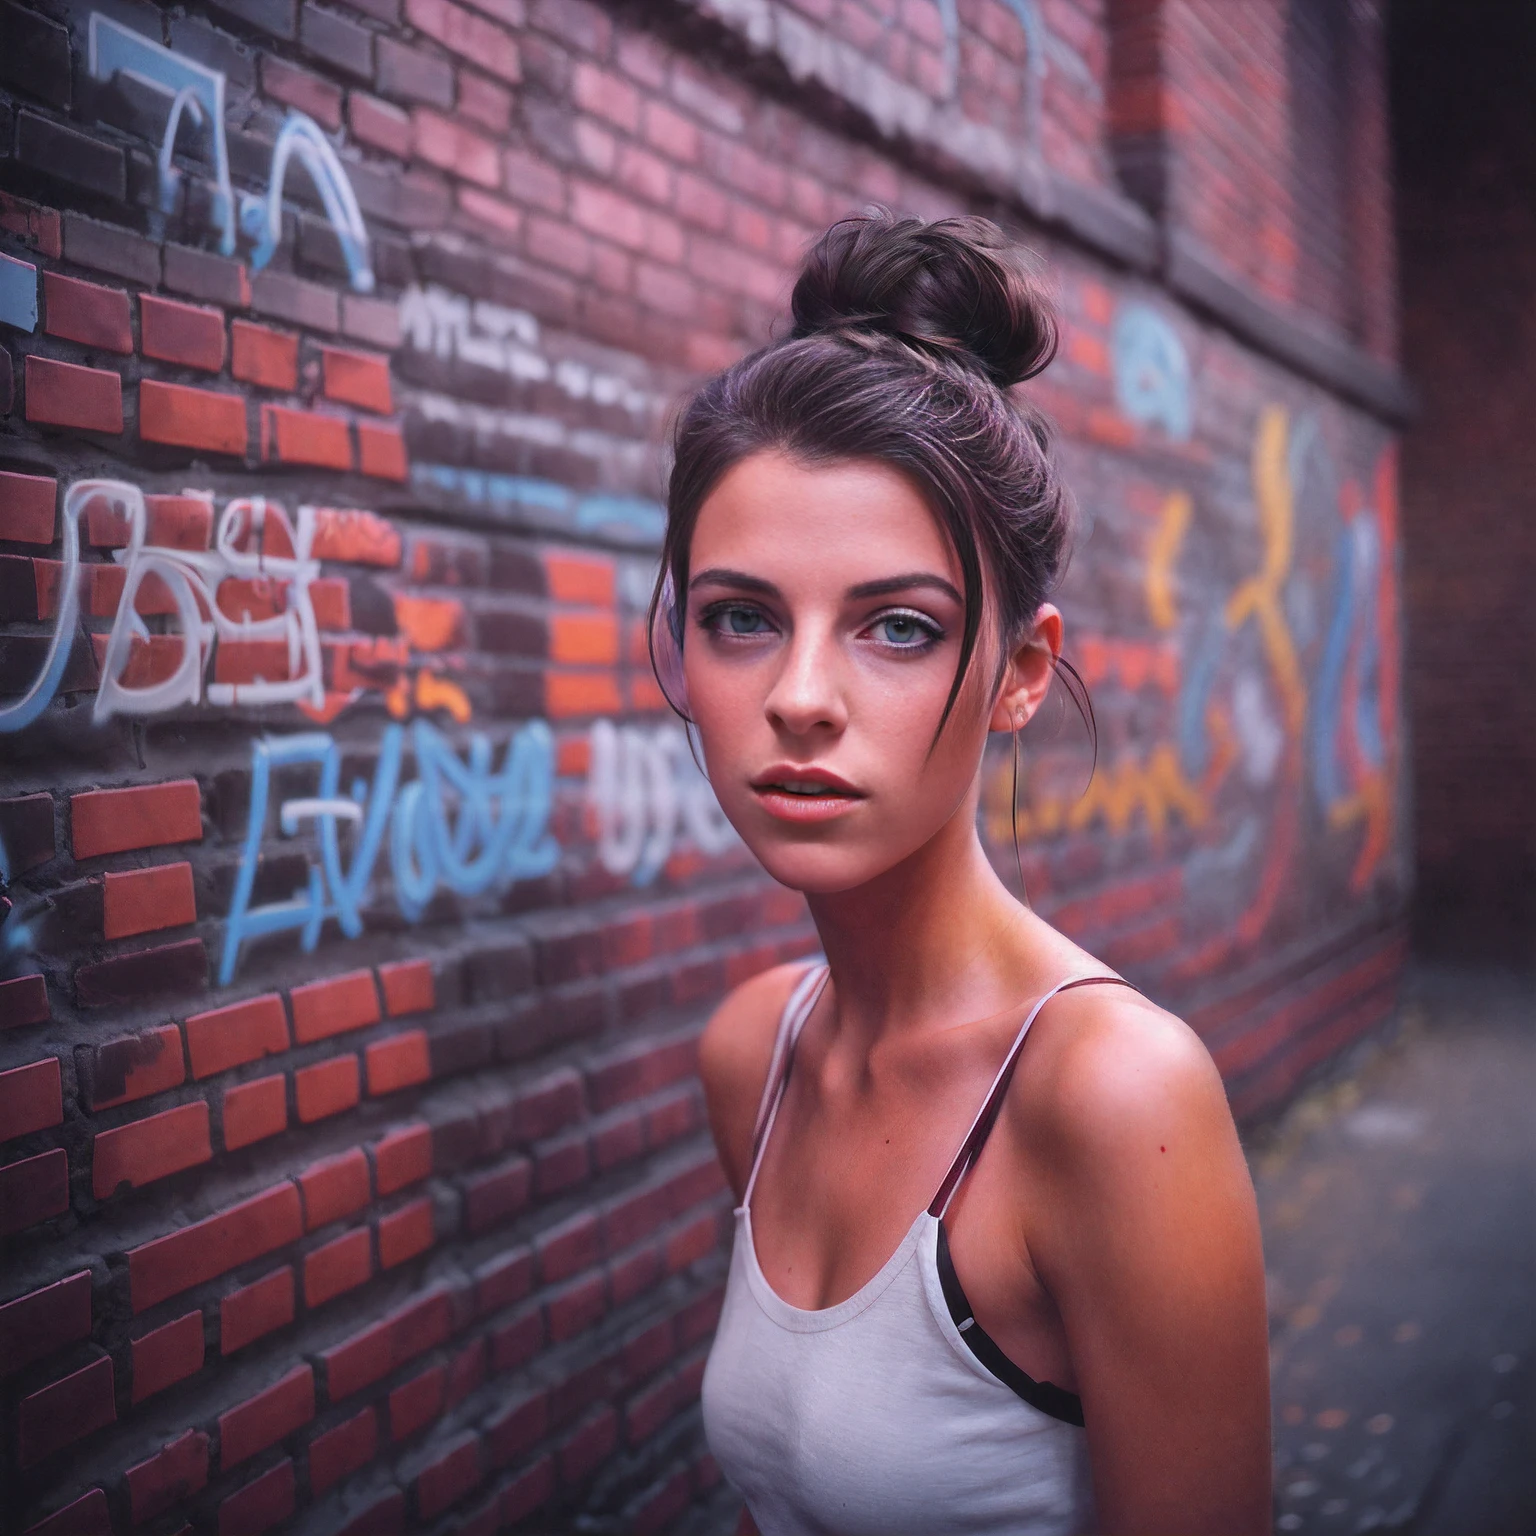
[988,604,1063,732]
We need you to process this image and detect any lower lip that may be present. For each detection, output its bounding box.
[752,787,865,823]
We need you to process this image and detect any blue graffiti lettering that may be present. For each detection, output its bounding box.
[1112,304,1193,441]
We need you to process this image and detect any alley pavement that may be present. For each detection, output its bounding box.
[1256,965,1536,1535]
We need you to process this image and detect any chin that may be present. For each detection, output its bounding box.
[730,826,902,896]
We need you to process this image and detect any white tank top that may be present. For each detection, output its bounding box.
[702,964,1133,1536]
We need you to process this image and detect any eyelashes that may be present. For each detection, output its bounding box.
[694,601,945,653]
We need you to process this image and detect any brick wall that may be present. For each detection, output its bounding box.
[1,1,1409,1532]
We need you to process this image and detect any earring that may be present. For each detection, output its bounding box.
[1011,709,1030,909]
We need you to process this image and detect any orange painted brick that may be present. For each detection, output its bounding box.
[295,1055,360,1123]
[219,1363,314,1467]
[89,631,183,689]
[392,592,463,651]
[0,1056,62,1139]
[213,637,291,684]
[365,1030,431,1096]
[545,671,623,718]
[0,469,57,544]
[43,270,132,352]
[304,1226,372,1306]
[379,1197,434,1268]
[223,1074,288,1150]
[373,1122,431,1194]
[308,1405,378,1495]
[83,1023,185,1111]
[550,612,619,665]
[543,551,615,605]
[140,379,248,455]
[131,1309,204,1403]
[311,507,402,566]
[290,969,380,1044]
[25,355,123,433]
[321,346,393,413]
[140,294,226,371]
[309,576,350,629]
[262,404,353,470]
[379,959,434,1016]
[221,1266,294,1353]
[186,994,290,1079]
[214,575,288,622]
[93,1101,212,1199]
[299,1147,370,1231]
[102,861,196,940]
[231,319,299,390]
[356,420,409,482]
[71,779,201,859]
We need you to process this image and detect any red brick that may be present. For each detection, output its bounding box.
[321,1287,452,1399]
[25,355,122,433]
[0,972,51,1027]
[20,1488,111,1536]
[71,779,201,859]
[213,638,291,685]
[404,0,520,81]
[445,1333,487,1408]
[484,1385,546,1467]
[0,188,62,257]
[127,1430,210,1522]
[141,378,248,455]
[230,319,298,390]
[536,1210,601,1284]
[290,969,380,1044]
[379,959,434,1016]
[102,860,197,940]
[0,469,56,543]
[187,995,290,1079]
[379,1196,434,1268]
[0,1272,90,1386]
[93,1101,211,1199]
[489,1303,542,1372]
[464,1155,531,1234]
[320,345,393,413]
[609,1244,660,1308]
[299,1147,370,1230]
[365,1029,431,1096]
[262,403,353,469]
[43,270,132,352]
[501,1456,555,1524]
[474,1244,533,1316]
[588,1034,695,1111]
[17,1356,115,1467]
[261,52,342,127]
[665,1210,718,1272]
[223,1074,288,1150]
[314,510,402,570]
[350,91,412,156]
[295,1055,360,1123]
[309,575,351,629]
[140,294,227,371]
[412,106,500,186]
[304,1226,372,1306]
[127,1180,301,1312]
[0,1148,68,1233]
[546,1271,606,1341]
[131,1309,204,1403]
[221,1266,295,1353]
[2,1056,62,1146]
[513,1066,585,1140]
[534,1130,589,1197]
[388,1362,446,1440]
[415,1431,483,1521]
[339,1489,405,1536]
[219,1457,295,1535]
[357,419,409,481]
[558,1406,617,1484]
[373,1121,431,1194]
[308,1405,377,1494]
[220,1363,315,1468]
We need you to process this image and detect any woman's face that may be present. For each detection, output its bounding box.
[681,450,1010,894]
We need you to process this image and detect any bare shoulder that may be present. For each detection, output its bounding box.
[697,960,817,1197]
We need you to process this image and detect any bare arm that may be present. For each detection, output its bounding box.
[1026,999,1271,1535]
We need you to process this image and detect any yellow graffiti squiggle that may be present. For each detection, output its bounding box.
[1145,490,1192,631]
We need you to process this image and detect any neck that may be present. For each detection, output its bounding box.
[804,796,1038,1046]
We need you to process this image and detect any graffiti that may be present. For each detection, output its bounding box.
[587,721,740,886]
[936,0,1046,146]
[88,15,372,291]
[0,480,332,732]
[1112,305,1193,440]
[410,462,666,546]
[1144,491,1192,630]
[221,718,558,984]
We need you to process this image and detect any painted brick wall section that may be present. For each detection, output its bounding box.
[0,0,1407,1532]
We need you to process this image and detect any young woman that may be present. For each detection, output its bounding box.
[652,213,1271,1535]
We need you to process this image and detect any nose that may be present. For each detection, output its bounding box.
[763,620,848,739]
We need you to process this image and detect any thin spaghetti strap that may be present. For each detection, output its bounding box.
[928,974,1137,1219]
[743,964,829,1209]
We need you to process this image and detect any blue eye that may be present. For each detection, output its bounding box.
[871,611,939,647]
[705,604,772,636]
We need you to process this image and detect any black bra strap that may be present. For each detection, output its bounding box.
[935,1219,1085,1427]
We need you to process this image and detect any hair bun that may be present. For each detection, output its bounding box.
[788,210,1058,388]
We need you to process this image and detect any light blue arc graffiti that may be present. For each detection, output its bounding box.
[220,719,557,984]
[1112,304,1192,441]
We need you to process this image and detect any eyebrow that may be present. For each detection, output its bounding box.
[689,567,963,605]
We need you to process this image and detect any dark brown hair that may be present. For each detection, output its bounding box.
[649,209,1087,744]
